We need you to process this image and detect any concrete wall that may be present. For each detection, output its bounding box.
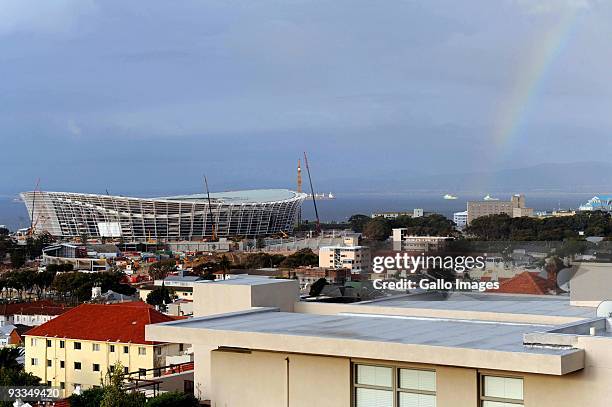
[211,350,350,407]
[193,279,299,317]
[570,262,612,307]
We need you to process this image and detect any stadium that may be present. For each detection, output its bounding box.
[20,189,306,241]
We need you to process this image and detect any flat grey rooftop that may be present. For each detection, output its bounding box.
[359,292,595,319]
[197,275,293,286]
[168,310,575,355]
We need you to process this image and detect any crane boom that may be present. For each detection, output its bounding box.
[204,175,218,241]
[303,152,321,235]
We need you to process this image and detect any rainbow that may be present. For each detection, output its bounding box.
[482,7,584,190]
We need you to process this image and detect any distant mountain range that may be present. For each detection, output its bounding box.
[339,162,612,194]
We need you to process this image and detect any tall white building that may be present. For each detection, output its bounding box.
[453,210,468,229]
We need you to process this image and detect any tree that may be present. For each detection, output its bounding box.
[219,255,231,279]
[146,285,172,307]
[100,364,146,407]
[348,214,371,233]
[280,248,318,268]
[9,249,25,269]
[0,348,23,371]
[309,278,329,296]
[363,219,391,241]
[146,392,200,407]
[68,387,105,407]
[148,259,176,280]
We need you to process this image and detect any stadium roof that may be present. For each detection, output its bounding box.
[160,189,304,204]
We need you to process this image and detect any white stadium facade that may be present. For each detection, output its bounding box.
[20,189,306,241]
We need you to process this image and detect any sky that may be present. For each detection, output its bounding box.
[1,0,612,195]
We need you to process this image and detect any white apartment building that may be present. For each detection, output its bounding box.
[392,228,454,252]
[453,210,468,229]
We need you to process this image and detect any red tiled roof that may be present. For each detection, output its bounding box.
[0,300,72,316]
[24,303,176,344]
[487,271,558,295]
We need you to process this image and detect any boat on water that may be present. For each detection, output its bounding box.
[307,192,336,200]
[483,194,499,201]
[443,194,458,200]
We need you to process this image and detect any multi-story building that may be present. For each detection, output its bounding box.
[318,236,370,274]
[147,271,612,407]
[467,194,534,224]
[453,210,468,229]
[0,301,70,327]
[392,229,454,252]
[25,302,185,397]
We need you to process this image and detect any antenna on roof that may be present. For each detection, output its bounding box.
[596,301,612,319]
[204,175,218,241]
[556,268,574,293]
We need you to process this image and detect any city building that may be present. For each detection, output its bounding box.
[453,210,468,229]
[24,302,187,397]
[20,189,306,242]
[467,194,534,225]
[0,301,71,327]
[579,195,612,212]
[146,273,612,407]
[318,236,371,274]
[42,243,110,272]
[392,229,454,251]
[371,208,425,219]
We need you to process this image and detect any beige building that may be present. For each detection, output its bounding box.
[467,194,534,224]
[25,302,186,397]
[147,273,612,406]
[319,235,371,274]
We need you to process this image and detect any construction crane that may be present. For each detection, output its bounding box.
[28,178,45,237]
[204,175,218,241]
[303,152,321,236]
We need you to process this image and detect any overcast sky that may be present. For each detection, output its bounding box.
[1,0,611,195]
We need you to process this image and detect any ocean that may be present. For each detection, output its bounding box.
[0,192,596,231]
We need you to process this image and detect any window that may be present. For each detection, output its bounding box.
[138,347,146,356]
[139,368,147,377]
[46,339,52,347]
[92,343,100,351]
[124,367,129,374]
[110,345,115,352]
[398,368,436,407]
[156,347,162,356]
[60,361,65,368]
[31,358,38,366]
[480,376,524,407]
[47,359,52,367]
[30,338,37,347]
[60,382,65,390]
[60,341,65,349]
[74,362,81,370]
[74,342,81,350]
[353,364,436,407]
[123,346,129,354]
[93,364,100,372]
[47,381,51,386]
[179,344,184,352]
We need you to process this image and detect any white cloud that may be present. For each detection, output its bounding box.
[67,119,82,137]
[0,0,97,35]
